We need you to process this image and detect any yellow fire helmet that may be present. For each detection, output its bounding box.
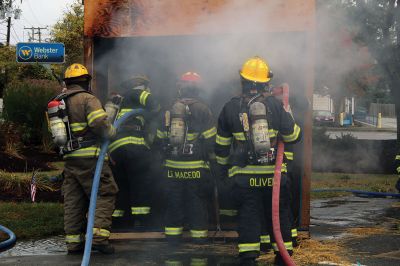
[240,56,272,83]
[64,63,91,80]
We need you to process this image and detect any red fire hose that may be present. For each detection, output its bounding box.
[272,83,296,266]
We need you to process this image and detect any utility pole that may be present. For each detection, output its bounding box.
[1,0,21,46]
[24,26,35,42]
[5,0,11,46]
[24,27,48,42]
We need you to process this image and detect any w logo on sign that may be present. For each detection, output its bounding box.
[18,46,33,60]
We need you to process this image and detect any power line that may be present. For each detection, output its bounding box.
[11,25,20,42]
[24,26,47,42]
[26,0,41,26]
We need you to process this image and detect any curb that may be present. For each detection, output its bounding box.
[317,125,396,133]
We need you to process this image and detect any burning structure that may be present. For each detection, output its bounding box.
[83,0,315,230]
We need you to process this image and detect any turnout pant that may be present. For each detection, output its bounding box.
[62,158,118,251]
[217,178,238,220]
[232,173,293,259]
[164,168,209,240]
[110,144,152,220]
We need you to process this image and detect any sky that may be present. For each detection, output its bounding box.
[1,0,76,45]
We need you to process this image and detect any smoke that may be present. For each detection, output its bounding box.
[89,0,383,173]
[91,0,313,115]
[315,0,375,102]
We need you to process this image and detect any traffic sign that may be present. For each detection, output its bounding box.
[16,42,65,64]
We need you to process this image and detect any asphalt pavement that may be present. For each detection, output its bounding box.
[321,116,397,140]
[326,130,396,140]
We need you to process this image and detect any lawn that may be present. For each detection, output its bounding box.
[0,171,397,240]
[311,172,398,199]
[0,202,64,240]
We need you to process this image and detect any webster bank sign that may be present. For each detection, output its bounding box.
[16,43,65,63]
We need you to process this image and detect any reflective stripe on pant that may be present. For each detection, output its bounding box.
[219,209,238,216]
[164,168,208,239]
[260,235,270,244]
[65,234,83,244]
[272,241,294,251]
[291,228,298,238]
[190,230,208,238]
[112,209,125,218]
[165,227,183,236]
[238,243,260,253]
[63,159,117,250]
[109,144,152,222]
[191,258,208,266]
[131,206,151,215]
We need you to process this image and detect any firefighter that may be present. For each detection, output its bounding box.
[109,75,160,227]
[56,63,118,254]
[215,57,301,265]
[154,72,216,244]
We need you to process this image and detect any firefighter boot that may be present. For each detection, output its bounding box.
[239,251,258,266]
[240,257,256,266]
[274,250,293,266]
[92,243,115,254]
[260,243,272,253]
[67,244,84,255]
[166,236,183,247]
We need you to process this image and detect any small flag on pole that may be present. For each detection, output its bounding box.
[30,170,37,203]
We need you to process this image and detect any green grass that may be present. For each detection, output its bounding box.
[311,172,398,199]
[0,201,64,239]
[0,171,396,240]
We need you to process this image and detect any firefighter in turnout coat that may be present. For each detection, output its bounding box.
[55,63,118,254]
[214,57,301,265]
[154,72,217,243]
[109,75,160,226]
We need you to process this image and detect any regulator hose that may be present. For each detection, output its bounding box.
[312,188,400,198]
[0,224,16,252]
[272,83,296,266]
[81,109,144,266]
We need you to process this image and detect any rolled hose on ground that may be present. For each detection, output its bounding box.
[312,188,400,198]
[0,224,17,252]
[81,109,144,266]
[272,83,296,266]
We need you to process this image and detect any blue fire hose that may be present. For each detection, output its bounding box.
[81,109,144,266]
[312,188,400,198]
[0,224,16,252]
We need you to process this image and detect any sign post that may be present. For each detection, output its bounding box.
[16,43,65,64]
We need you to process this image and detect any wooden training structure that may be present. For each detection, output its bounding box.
[84,0,315,232]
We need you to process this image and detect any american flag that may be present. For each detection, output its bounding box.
[30,171,37,203]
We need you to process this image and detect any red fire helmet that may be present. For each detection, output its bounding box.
[180,72,201,82]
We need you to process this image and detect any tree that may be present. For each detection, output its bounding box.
[315,0,377,120]
[342,0,400,142]
[51,0,84,66]
[0,46,53,96]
